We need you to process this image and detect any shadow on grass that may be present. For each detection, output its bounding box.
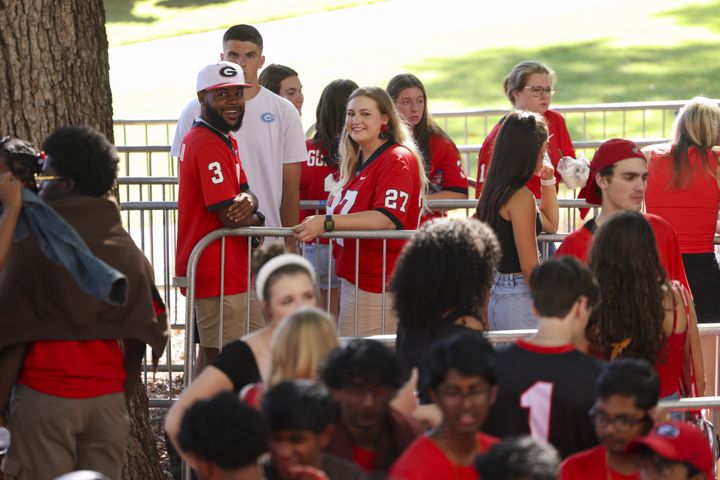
[156,0,240,8]
[412,39,720,110]
[104,0,156,23]
[657,0,720,33]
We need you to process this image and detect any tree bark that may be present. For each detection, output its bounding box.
[0,2,164,479]
[0,0,114,145]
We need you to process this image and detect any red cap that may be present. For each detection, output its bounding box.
[577,138,645,206]
[626,421,714,479]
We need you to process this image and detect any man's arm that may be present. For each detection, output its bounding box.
[281,162,301,251]
[216,192,263,228]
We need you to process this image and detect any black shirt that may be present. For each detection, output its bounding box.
[496,213,542,273]
[212,340,261,393]
[482,339,605,458]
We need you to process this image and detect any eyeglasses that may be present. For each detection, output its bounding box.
[589,406,648,433]
[34,175,63,182]
[343,385,394,405]
[524,86,556,97]
[438,386,492,406]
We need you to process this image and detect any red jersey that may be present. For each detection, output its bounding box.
[475,109,575,198]
[18,340,125,399]
[389,433,499,480]
[560,445,639,480]
[645,145,720,254]
[556,214,690,292]
[327,142,422,293]
[301,139,339,243]
[176,122,250,298]
[423,133,469,223]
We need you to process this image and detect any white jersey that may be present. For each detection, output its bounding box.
[171,87,307,230]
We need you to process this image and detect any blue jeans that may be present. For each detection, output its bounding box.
[489,272,537,330]
[303,242,339,289]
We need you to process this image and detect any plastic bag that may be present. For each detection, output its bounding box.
[557,152,590,190]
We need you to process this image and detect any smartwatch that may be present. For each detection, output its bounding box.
[324,214,335,232]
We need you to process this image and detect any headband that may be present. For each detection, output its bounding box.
[255,253,316,301]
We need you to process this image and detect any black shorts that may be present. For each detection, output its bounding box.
[682,253,720,323]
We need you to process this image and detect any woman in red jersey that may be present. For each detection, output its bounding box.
[586,211,705,401]
[300,79,358,319]
[294,86,427,337]
[475,61,575,199]
[386,73,468,222]
[644,97,720,325]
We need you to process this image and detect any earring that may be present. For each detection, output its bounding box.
[381,123,389,133]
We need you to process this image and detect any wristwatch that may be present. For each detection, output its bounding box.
[324,214,335,232]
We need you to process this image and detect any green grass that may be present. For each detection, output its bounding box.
[104,0,385,46]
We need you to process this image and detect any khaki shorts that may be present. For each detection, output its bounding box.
[338,279,397,337]
[1,386,128,480]
[195,292,256,348]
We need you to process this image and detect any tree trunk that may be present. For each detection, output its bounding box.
[0,2,164,479]
[0,0,114,145]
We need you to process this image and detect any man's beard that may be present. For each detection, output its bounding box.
[204,103,244,133]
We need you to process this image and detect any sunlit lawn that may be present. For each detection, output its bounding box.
[104,0,385,46]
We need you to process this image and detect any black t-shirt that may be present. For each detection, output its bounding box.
[482,339,605,458]
[212,340,261,393]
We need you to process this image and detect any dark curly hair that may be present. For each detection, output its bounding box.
[390,217,500,331]
[42,125,118,197]
[587,211,666,363]
[320,338,406,391]
[178,392,268,470]
[251,243,314,302]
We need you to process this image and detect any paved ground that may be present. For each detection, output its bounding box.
[108,0,708,129]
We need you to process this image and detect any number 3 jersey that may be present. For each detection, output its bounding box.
[176,121,250,298]
[482,340,605,458]
[327,141,422,293]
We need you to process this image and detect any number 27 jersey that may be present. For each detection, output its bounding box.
[327,141,422,293]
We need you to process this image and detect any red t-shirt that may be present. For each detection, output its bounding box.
[560,445,639,480]
[352,445,376,473]
[475,109,575,198]
[645,145,720,254]
[176,122,250,298]
[556,214,690,292]
[301,139,339,243]
[327,142,422,293]
[389,433,499,480]
[423,133,469,223]
[18,340,125,399]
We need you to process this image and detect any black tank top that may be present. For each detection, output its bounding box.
[496,212,542,273]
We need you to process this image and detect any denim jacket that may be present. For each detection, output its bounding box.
[4,189,127,305]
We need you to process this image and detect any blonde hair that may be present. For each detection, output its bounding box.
[266,307,339,388]
[338,86,428,210]
[503,61,556,105]
[670,96,720,188]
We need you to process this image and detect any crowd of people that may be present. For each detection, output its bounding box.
[0,19,719,480]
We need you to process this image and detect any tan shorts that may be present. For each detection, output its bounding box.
[1,386,128,480]
[338,279,397,337]
[196,293,250,348]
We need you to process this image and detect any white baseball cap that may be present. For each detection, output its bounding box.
[196,61,251,92]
